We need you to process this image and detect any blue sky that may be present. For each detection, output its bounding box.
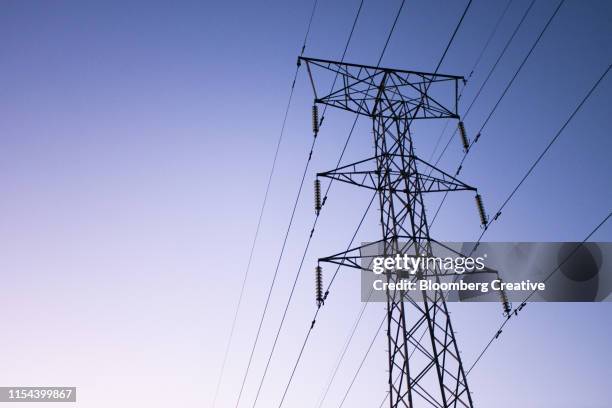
[0,0,611,407]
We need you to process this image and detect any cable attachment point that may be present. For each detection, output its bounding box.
[312,104,319,135]
[315,265,324,307]
[458,121,470,152]
[314,178,322,215]
[497,278,512,316]
[475,193,489,228]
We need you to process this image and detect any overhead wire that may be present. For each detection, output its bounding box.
[212,1,321,407]
[466,209,612,375]
[337,314,387,408]
[230,1,329,406]
[246,2,368,406]
[429,0,565,227]
[456,64,612,373]
[473,62,611,244]
[428,0,515,162]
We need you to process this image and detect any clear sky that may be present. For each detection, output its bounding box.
[1,0,611,407]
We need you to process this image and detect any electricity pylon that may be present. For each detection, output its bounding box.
[301,57,476,408]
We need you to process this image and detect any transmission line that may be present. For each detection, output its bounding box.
[246,2,367,407]
[429,0,565,226]
[276,192,377,408]
[337,314,386,408]
[212,1,320,407]
[473,62,611,244]
[467,209,612,375]
[429,0,515,162]
[431,0,536,168]
[477,0,565,134]
[230,3,330,407]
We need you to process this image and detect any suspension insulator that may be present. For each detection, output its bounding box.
[475,194,488,227]
[312,105,319,134]
[497,279,512,316]
[458,121,469,152]
[314,179,322,215]
[315,265,324,307]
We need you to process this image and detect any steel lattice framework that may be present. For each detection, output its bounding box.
[301,56,475,408]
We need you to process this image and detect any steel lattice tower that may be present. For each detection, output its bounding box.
[301,57,476,408]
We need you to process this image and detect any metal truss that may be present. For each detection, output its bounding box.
[317,155,476,194]
[319,238,497,279]
[303,57,474,408]
[300,57,461,120]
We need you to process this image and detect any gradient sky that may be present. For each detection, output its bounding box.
[1,0,611,407]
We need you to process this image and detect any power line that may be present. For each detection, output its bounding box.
[212,1,320,407]
[434,58,611,392]
[433,0,473,75]
[276,192,377,408]
[429,0,565,227]
[466,209,612,375]
[477,0,565,134]
[316,221,385,408]
[430,61,611,395]
[337,314,386,408]
[429,0,515,162]
[233,133,315,408]
[247,2,367,406]
[475,62,611,242]
[465,0,514,83]
[315,301,369,408]
[231,2,327,406]
[431,0,536,168]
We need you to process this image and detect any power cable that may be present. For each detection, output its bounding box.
[212,1,320,407]
[429,0,565,227]
[247,2,367,406]
[431,0,536,168]
[473,62,611,244]
[337,314,386,408]
[466,209,612,375]
[428,0,515,162]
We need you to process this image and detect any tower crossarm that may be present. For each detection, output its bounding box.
[317,155,476,193]
[299,56,462,119]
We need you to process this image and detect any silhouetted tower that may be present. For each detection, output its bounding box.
[301,57,476,408]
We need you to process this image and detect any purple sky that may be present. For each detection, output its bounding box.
[1,0,611,407]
